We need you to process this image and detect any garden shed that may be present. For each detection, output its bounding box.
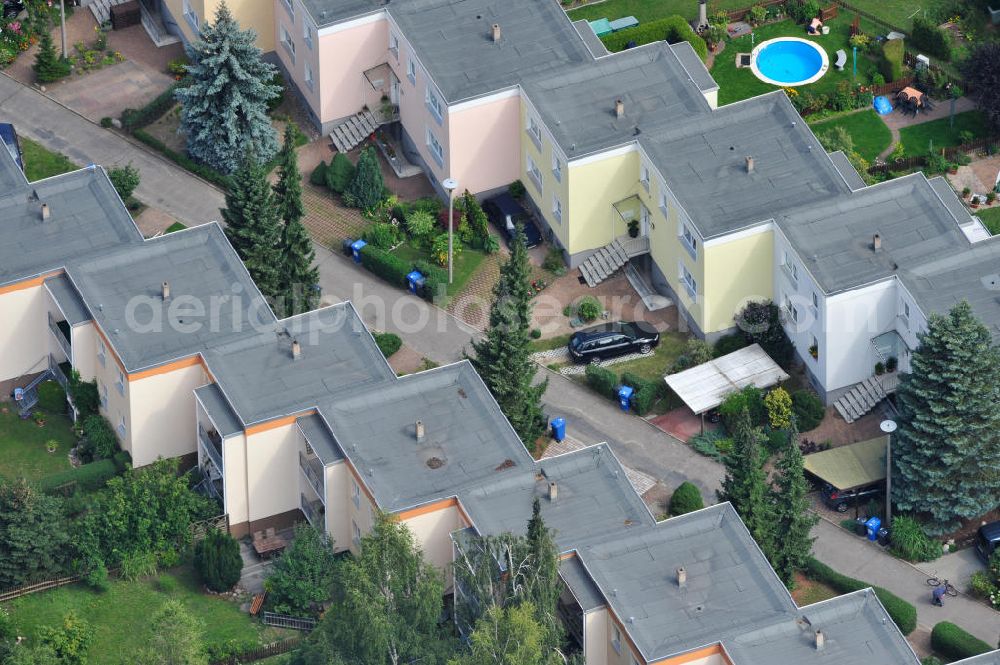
[803,435,888,491]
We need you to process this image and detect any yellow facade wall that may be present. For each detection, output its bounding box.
[400,503,467,591]
[128,362,209,466]
[222,431,249,525]
[564,150,640,256]
[164,0,274,51]
[584,609,609,665]
[0,284,56,382]
[520,101,569,247]
[702,229,774,334]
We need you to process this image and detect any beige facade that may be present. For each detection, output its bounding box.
[128,361,209,466]
[162,0,275,51]
[0,279,63,383]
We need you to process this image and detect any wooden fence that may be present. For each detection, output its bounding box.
[867,136,1000,175]
[725,0,784,22]
[209,638,303,665]
[261,612,318,632]
[831,0,906,34]
[190,513,230,542]
[0,574,83,603]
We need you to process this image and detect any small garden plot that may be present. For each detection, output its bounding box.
[565,0,750,24]
[976,207,1000,235]
[0,409,76,483]
[809,110,893,161]
[898,110,996,157]
[20,138,78,182]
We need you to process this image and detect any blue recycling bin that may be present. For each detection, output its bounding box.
[551,417,566,442]
[407,270,425,294]
[351,239,367,263]
[618,385,634,412]
[865,516,881,541]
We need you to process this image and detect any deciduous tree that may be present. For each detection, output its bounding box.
[448,603,560,665]
[129,600,207,665]
[963,43,1000,132]
[265,523,338,616]
[0,479,70,587]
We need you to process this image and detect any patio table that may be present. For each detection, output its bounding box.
[253,535,287,558]
[899,87,925,106]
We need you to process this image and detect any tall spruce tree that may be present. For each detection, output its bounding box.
[718,408,773,555]
[768,420,817,585]
[525,498,563,652]
[33,31,71,83]
[346,146,384,211]
[467,226,547,448]
[892,301,1000,534]
[175,2,280,174]
[222,156,283,300]
[273,125,318,317]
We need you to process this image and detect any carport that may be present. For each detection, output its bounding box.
[803,436,888,491]
[663,343,789,431]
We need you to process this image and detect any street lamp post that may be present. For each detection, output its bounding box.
[60,0,67,58]
[443,178,458,284]
[881,419,897,528]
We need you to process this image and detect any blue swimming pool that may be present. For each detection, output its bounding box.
[751,38,829,86]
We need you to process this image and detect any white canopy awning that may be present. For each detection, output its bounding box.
[664,343,789,414]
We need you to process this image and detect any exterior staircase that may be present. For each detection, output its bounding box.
[329,110,381,154]
[624,262,673,312]
[579,235,650,287]
[89,0,180,46]
[15,367,55,417]
[833,373,899,423]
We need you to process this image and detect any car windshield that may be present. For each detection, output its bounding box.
[570,336,583,349]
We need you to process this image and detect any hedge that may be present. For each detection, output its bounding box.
[621,371,661,416]
[413,260,448,302]
[585,364,618,399]
[881,39,905,83]
[930,622,993,661]
[359,243,410,288]
[39,459,118,494]
[132,130,233,189]
[373,332,402,358]
[910,18,952,61]
[803,557,916,635]
[120,83,183,131]
[601,16,708,61]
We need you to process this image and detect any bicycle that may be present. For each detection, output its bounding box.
[926,577,959,597]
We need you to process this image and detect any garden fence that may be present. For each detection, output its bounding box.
[725,0,784,22]
[867,136,1000,175]
[830,0,906,34]
[261,612,318,632]
[0,574,83,603]
[209,638,303,665]
[867,77,914,98]
[190,513,230,542]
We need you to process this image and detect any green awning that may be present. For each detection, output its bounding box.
[803,436,888,491]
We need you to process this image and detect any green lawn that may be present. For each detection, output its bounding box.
[6,567,287,664]
[567,0,750,23]
[606,330,687,383]
[976,207,1000,235]
[827,0,932,30]
[0,410,76,483]
[165,221,188,233]
[711,18,881,105]
[530,333,572,353]
[391,242,488,302]
[809,110,893,161]
[898,111,996,157]
[20,138,79,182]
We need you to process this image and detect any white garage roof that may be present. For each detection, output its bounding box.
[664,343,789,414]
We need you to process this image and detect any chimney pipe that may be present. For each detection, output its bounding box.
[614,99,624,119]
[415,420,425,442]
[491,23,501,43]
[548,481,558,501]
[291,339,302,360]
[873,233,882,252]
[677,567,687,588]
[815,629,825,651]
[745,156,754,173]
[161,281,170,300]
[40,203,50,221]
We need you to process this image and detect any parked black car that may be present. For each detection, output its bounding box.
[483,193,542,249]
[976,521,1000,563]
[3,1,24,19]
[821,483,882,513]
[568,321,660,363]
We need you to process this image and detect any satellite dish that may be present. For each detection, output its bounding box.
[880,420,897,434]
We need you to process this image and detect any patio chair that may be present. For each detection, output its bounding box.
[265,527,276,538]
[253,530,264,542]
[923,97,936,111]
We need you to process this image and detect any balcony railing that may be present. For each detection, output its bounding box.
[299,451,325,503]
[48,355,70,391]
[198,427,223,470]
[48,312,71,360]
[300,494,324,530]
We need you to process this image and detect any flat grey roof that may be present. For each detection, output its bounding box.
[828,150,867,191]
[577,504,797,662]
[725,590,919,665]
[955,654,1000,665]
[524,43,711,158]
[300,0,379,27]
[194,383,242,438]
[929,175,975,226]
[670,41,718,92]
[0,161,143,288]
[65,224,270,372]
[45,274,91,326]
[572,19,608,58]
[560,556,606,611]
[641,92,851,239]
[388,0,593,102]
[297,413,344,464]
[321,361,533,512]
[204,303,394,427]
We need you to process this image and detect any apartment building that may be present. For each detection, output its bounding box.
[154,0,276,50]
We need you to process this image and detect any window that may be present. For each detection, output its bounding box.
[527,115,542,149]
[282,0,293,19]
[526,155,542,193]
[116,368,125,396]
[352,520,362,546]
[425,87,443,124]
[183,0,198,31]
[425,127,444,168]
[784,296,798,323]
[680,263,697,300]
[352,479,361,508]
[782,251,798,285]
[904,302,910,317]
[97,337,106,367]
[812,292,819,308]
[303,21,313,49]
[304,62,314,91]
[659,191,669,218]
[117,415,126,439]
[612,625,622,654]
[640,165,650,191]
[280,26,295,63]
[100,382,108,410]
[810,291,819,318]
[551,154,562,182]
[680,223,697,259]
[552,196,562,224]
[389,33,399,59]
[407,58,416,84]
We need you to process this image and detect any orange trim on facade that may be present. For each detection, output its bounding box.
[397,497,460,521]
[559,551,577,561]
[0,270,64,295]
[128,355,205,381]
[244,409,317,436]
[651,644,727,665]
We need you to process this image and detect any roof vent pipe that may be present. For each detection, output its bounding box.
[677,567,687,588]
[491,23,501,43]
[815,629,825,651]
[162,281,170,300]
[40,203,50,221]
[291,339,302,360]
[745,156,754,173]
[415,420,425,442]
[873,233,883,252]
[615,99,624,118]
[549,481,558,501]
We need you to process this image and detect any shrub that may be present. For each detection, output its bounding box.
[530,328,542,339]
[542,247,565,273]
[309,160,328,186]
[121,83,182,130]
[483,234,500,254]
[880,39,905,83]
[358,244,410,287]
[413,259,448,302]
[689,430,728,461]
[621,372,660,416]
[576,296,602,322]
[969,570,996,600]
[791,389,825,431]
[347,146,385,211]
[194,529,242,592]
[890,516,942,562]
[33,32,71,83]
[84,560,110,592]
[82,415,118,461]
[871,72,885,87]
[713,332,748,357]
[911,17,952,60]
[38,611,93,665]
[325,153,356,194]
[748,4,767,25]
[265,523,338,616]
[405,209,436,240]
[803,558,916,634]
[108,163,141,201]
[362,221,401,250]
[373,332,402,358]
[764,387,792,429]
[719,385,766,430]
[39,459,118,494]
[119,550,158,582]
[766,428,789,454]
[930,622,992,660]
[601,16,708,60]
[37,381,66,414]
[669,481,704,516]
[585,364,618,398]
[671,339,714,372]
[100,117,113,128]
[508,180,526,198]
[430,232,460,267]
[167,56,189,77]
[112,450,132,472]
[266,72,286,113]
[734,300,793,367]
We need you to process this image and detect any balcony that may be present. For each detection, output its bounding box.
[198,426,224,471]
[48,312,72,360]
[300,494,325,530]
[299,451,325,502]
